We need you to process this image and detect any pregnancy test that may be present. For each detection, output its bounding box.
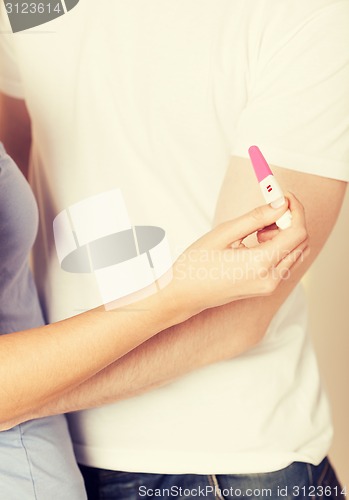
[248,146,292,230]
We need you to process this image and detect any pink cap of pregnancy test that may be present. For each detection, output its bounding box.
[248,145,273,182]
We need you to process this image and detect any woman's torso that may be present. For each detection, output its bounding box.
[0,143,86,500]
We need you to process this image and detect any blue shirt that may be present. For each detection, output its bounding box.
[0,143,86,499]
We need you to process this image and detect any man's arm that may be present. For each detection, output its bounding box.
[0,93,31,178]
[9,156,346,424]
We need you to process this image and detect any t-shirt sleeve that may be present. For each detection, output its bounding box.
[232,1,349,182]
[0,8,25,99]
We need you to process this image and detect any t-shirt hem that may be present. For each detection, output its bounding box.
[73,444,326,475]
[232,144,349,183]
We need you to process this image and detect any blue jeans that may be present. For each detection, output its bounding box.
[79,457,345,499]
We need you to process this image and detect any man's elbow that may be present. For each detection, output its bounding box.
[0,93,32,179]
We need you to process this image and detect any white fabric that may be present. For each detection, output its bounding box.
[1,0,348,474]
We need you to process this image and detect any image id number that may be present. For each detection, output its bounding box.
[292,485,347,497]
[5,2,62,15]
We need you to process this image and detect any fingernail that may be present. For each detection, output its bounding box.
[270,197,286,209]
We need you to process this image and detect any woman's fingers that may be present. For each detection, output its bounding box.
[257,193,308,266]
[213,199,291,248]
[275,243,310,277]
[256,224,279,243]
[172,191,309,310]
[273,239,310,277]
[240,240,309,298]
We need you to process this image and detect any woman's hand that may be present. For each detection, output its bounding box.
[172,192,308,313]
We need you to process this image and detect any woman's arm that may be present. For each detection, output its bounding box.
[0,195,307,427]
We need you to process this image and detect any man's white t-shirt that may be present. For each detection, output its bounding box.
[1,0,349,474]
